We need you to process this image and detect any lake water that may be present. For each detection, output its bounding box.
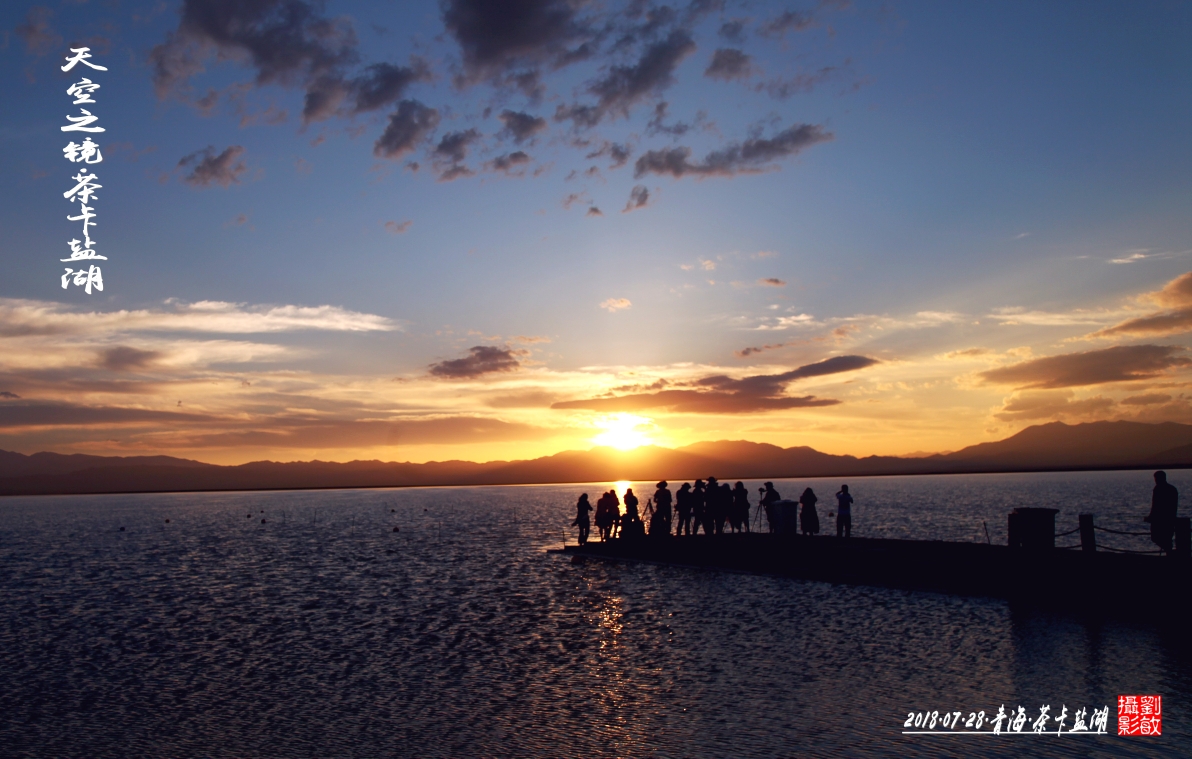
[0,470,1187,758]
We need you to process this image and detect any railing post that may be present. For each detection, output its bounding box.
[1079,513,1096,553]
[1175,517,1191,558]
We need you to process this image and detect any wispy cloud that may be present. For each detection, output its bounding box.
[0,298,399,337]
[978,344,1190,389]
[600,298,632,312]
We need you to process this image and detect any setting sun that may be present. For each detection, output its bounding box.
[591,414,654,450]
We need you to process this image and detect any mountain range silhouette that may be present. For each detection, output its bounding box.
[3,421,1191,496]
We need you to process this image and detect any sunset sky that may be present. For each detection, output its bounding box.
[1,0,1190,465]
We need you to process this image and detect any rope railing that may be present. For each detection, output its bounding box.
[1093,525,1151,537]
[1056,543,1082,550]
[1095,544,1163,554]
[1054,526,1080,537]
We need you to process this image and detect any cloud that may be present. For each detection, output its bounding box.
[384,220,412,234]
[149,0,360,109]
[634,124,833,179]
[15,6,61,55]
[1108,249,1158,265]
[0,392,20,400]
[487,151,532,175]
[552,355,878,414]
[992,391,1115,422]
[944,347,991,359]
[223,213,249,228]
[301,59,433,123]
[178,146,248,188]
[704,48,754,81]
[758,10,815,37]
[561,192,590,209]
[498,110,548,144]
[1121,393,1172,406]
[759,277,786,287]
[977,345,1191,389]
[441,0,593,89]
[623,185,650,212]
[718,20,745,43]
[98,346,162,372]
[757,66,839,98]
[0,298,398,337]
[374,100,441,159]
[485,390,562,408]
[428,346,522,379]
[1090,272,1192,338]
[585,141,633,168]
[735,343,785,358]
[645,101,699,137]
[0,400,215,429]
[148,0,428,122]
[555,30,696,128]
[586,206,603,217]
[169,415,553,449]
[434,129,481,163]
[600,298,632,312]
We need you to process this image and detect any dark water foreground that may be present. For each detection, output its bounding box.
[1,474,1189,758]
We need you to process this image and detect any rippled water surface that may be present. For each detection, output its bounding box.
[1,470,1189,758]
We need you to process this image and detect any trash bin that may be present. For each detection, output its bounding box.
[771,499,799,535]
[1008,507,1059,550]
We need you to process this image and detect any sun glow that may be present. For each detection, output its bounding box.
[591,413,654,450]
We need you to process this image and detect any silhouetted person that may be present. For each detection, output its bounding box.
[835,484,853,538]
[1147,470,1178,553]
[732,482,750,532]
[761,482,782,533]
[623,488,639,521]
[706,477,725,534]
[675,482,693,536]
[595,491,617,541]
[621,488,645,539]
[692,480,708,535]
[653,481,673,536]
[573,493,593,545]
[799,487,820,536]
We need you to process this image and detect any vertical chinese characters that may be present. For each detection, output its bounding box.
[60,47,108,294]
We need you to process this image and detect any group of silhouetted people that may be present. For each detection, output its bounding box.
[572,479,858,544]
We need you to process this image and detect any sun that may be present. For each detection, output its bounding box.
[591,413,654,450]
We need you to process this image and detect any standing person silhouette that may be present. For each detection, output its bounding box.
[1146,470,1179,553]
[799,487,820,536]
[653,481,673,536]
[692,480,708,535]
[573,494,593,545]
[760,482,781,533]
[675,482,693,536]
[732,482,750,532]
[835,485,853,538]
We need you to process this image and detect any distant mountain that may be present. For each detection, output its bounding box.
[1,420,1191,497]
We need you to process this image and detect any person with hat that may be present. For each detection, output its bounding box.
[653,480,673,536]
[675,482,693,536]
[760,482,782,533]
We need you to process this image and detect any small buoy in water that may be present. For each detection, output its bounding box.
[247,514,252,518]
[260,510,264,513]
[164,519,170,523]
[119,526,125,532]
[390,509,395,513]
[570,555,586,565]
[261,518,267,524]
[424,508,428,512]
[393,526,400,532]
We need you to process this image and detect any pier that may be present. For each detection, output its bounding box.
[555,511,1192,623]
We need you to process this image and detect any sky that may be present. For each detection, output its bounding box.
[0,0,1190,466]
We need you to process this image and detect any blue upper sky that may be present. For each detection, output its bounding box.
[0,0,1190,464]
